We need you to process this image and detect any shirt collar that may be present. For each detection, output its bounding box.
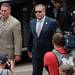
[56,47,69,54]
[37,16,46,22]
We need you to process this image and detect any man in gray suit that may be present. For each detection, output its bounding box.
[0,3,22,62]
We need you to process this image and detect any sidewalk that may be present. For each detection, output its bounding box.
[15,63,48,75]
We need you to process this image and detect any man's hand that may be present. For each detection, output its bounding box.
[15,55,21,62]
[28,51,32,59]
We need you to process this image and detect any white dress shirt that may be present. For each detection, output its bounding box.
[36,16,45,37]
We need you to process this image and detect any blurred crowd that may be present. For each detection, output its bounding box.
[0,0,75,75]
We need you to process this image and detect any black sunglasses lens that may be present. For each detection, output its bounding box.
[35,11,42,13]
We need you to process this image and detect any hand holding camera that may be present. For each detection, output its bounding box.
[5,60,14,71]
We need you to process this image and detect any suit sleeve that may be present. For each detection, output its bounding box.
[27,21,33,52]
[44,52,59,75]
[53,20,58,33]
[13,21,22,55]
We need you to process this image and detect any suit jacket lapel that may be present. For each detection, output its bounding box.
[40,17,48,37]
[32,19,37,37]
[0,17,10,38]
[0,20,5,37]
[4,16,11,29]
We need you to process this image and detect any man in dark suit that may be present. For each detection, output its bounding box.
[28,4,57,75]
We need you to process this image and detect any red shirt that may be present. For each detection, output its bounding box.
[44,48,69,75]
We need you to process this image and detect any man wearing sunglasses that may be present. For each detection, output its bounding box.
[28,4,57,75]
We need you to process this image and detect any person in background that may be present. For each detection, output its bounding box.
[59,64,75,75]
[51,0,73,32]
[44,32,75,75]
[0,3,22,62]
[69,21,75,34]
[0,54,16,75]
[28,4,57,75]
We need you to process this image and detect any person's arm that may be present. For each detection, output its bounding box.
[13,21,22,61]
[10,60,16,75]
[27,21,33,58]
[44,52,59,75]
[7,60,16,75]
[11,70,16,75]
[27,30,33,58]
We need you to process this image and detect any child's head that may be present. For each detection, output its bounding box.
[59,64,75,75]
[0,54,8,65]
[52,32,65,47]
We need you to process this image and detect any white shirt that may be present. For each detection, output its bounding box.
[36,16,46,37]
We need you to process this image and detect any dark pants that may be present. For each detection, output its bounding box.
[32,57,43,75]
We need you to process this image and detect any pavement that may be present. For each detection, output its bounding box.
[15,63,48,75]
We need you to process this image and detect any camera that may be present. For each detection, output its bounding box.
[64,32,75,50]
[5,60,12,70]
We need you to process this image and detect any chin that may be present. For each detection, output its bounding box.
[37,17,42,20]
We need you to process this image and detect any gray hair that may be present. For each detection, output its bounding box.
[35,4,46,11]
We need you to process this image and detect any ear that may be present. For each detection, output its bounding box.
[52,40,53,43]
[52,39,54,43]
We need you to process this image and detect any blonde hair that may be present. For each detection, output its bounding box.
[59,64,75,75]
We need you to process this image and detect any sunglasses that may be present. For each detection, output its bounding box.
[35,11,42,13]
